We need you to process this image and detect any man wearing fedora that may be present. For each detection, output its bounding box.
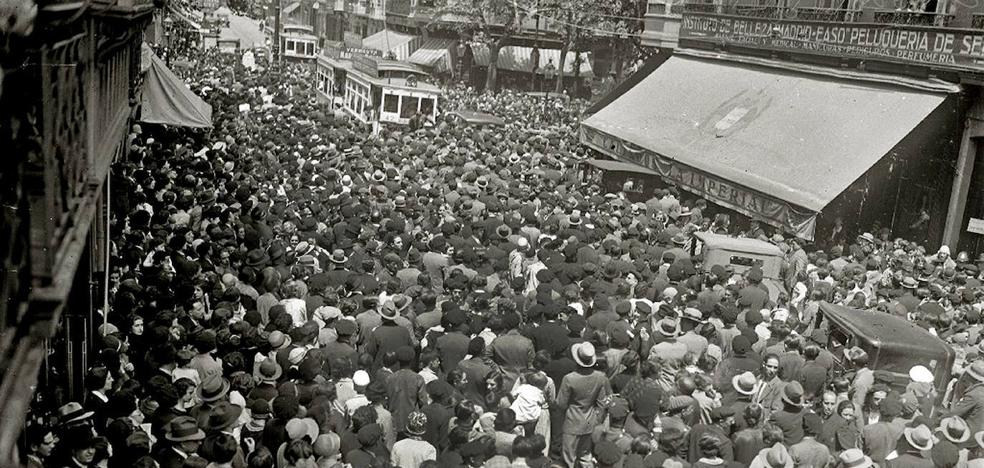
[727,372,761,430]
[770,381,807,445]
[932,415,972,467]
[648,318,688,378]
[156,416,205,468]
[556,342,612,468]
[888,424,934,467]
[947,360,984,433]
[366,300,414,370]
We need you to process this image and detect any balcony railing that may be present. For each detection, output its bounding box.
[972,13,984,28]
[795,7,860,22]
[683,3,719,13]
[683,3,963,27]
[873,10,954,26]
[727,5,795,19]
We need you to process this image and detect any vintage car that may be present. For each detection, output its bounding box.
[692,231,786,302]
[817,301,954,393]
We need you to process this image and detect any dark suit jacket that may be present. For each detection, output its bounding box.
[436,332,471,373]
[770,407,805,445]
[154,447,187,468]
[527,321,570,356]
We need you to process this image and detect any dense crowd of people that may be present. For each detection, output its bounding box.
[23,44,984,468]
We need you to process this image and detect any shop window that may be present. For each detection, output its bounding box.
[419,97,434,117]
[400,96,419,119]
[383,94,399,113]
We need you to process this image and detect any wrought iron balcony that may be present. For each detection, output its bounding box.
[873,10,954,26]
[726,5,795,19]
[795,7,861,22]
[972,13,984,28]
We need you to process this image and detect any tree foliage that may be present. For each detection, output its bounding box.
[429,0,526,91]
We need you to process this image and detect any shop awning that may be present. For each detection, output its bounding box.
[408,38,453,71]
[581,55,949,239]
[471,44,593,77]
[140,46,213,128]
[362,29,419,61]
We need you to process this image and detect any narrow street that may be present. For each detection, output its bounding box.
[220,12,267,49]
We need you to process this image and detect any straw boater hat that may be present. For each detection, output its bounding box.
[938,416,971,444]
[857,232,876,244]
[572,342,597,368]
[656,318,679,337]
[732,372,760,396]
[837,449,873,468]
[904,425,934,451]
[57,402,94,426]
[328,249,348,265]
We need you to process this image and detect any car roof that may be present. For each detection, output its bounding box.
[449,110,505,126]
[693,231,783,257]
[819,302,953,358]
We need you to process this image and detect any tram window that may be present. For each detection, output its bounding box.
[383,94,399,113]
[400,96,419,118]
[419,97,434,117]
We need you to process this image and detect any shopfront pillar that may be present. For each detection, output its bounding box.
[943,94,984,248]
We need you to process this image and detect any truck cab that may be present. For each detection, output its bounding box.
[692,231,786,302]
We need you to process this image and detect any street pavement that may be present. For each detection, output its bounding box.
[220,13,266,49]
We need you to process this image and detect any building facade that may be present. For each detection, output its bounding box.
[0,0,156,460]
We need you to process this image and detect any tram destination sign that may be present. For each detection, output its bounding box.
[680,13,984,72]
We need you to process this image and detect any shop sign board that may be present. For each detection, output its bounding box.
[680,13,984,74]
[968,217,984,234]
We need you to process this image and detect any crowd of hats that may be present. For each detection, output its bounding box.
[21,42,984,468]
